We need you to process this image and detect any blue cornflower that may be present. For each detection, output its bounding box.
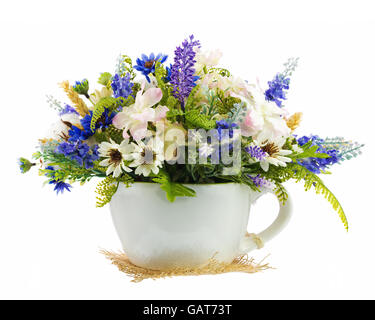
[51,181,72,194]
[248,174,267,188]
[164,64,172,82]
[44,166,72,195]
[245,145,267,161]
[59,104,79,116]
[264,73,290,107]
[111,73,133,99]
[170,35,201,109]
[297,135,341,173]
[69,109,115,142]
[134,53,168,82]
[72,79,90,98]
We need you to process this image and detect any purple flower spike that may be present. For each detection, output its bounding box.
[170,35,201,110]
[248,174,267,188]
[245,145,267,161]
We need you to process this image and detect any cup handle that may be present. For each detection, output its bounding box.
[238,188,293,254]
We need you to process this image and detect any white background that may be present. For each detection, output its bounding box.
[1,0,374,300]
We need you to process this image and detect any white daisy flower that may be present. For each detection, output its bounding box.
[98,139,133,178]
[130,138,164,177]
[250,139,293,172]
[199,142,215,157]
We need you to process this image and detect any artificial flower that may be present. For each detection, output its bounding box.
[18,157,35,173]
[52,180,72,194]
[265,73,290,107]
[194,49,223,74]
[59,104,79,116]
[98,139,133,178]
[134,53,168,82]
[198,71,254,101]
[90,86,113,105]
[56,140,99,169]
[240,89,291,143]
[297,135,341,173]
[111,73,133,99]
[45,111,82,142]
[130,138,164,176]
[73,79,90,98]
[249,139,293,172]
[112,82,168,141]
[69,109,116,142]
[170,35,201,109]
[44,166,72,194]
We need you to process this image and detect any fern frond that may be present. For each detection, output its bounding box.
[185,109,217,130]
[273,183,289,205]
[59,81,89,117]
[90,96,134,132]
[90,97,117,132]
[291,164,348,230]
[95,176,118,208]
[95,174,134,207]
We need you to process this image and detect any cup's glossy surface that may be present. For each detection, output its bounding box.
[110,182,292,270]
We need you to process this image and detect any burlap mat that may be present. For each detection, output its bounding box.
[101,250,271,282]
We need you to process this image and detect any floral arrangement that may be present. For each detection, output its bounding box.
[19,35,363,230]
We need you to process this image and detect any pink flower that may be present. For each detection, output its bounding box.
[112,82,168,141]
[240,107,264,137]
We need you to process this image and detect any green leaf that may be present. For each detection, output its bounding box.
[152,171,196,202]
[293,141,330,160]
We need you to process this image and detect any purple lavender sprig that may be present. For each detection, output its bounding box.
[170,35,201,110]
[245,145,267,161]
[248,174,268,188]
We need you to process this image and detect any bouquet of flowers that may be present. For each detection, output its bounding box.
[19,35,363,230]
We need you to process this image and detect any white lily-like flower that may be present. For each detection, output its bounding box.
[195,48,223,74]
[240,89,291,143]
[98,139,133,177]
[130,138,164,177]
[112,81,168,141]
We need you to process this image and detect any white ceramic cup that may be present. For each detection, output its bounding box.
[110,182,292,270]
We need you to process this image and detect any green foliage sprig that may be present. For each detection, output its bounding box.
[95,174,134,207]
[291,140,331,160]
[260,162,348,230]
[185,109,217,130]
[152,170,196,202]
[39,149,106,185]
[227,102,246,125]
[209,67,231,77]
[115,54,136,79]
